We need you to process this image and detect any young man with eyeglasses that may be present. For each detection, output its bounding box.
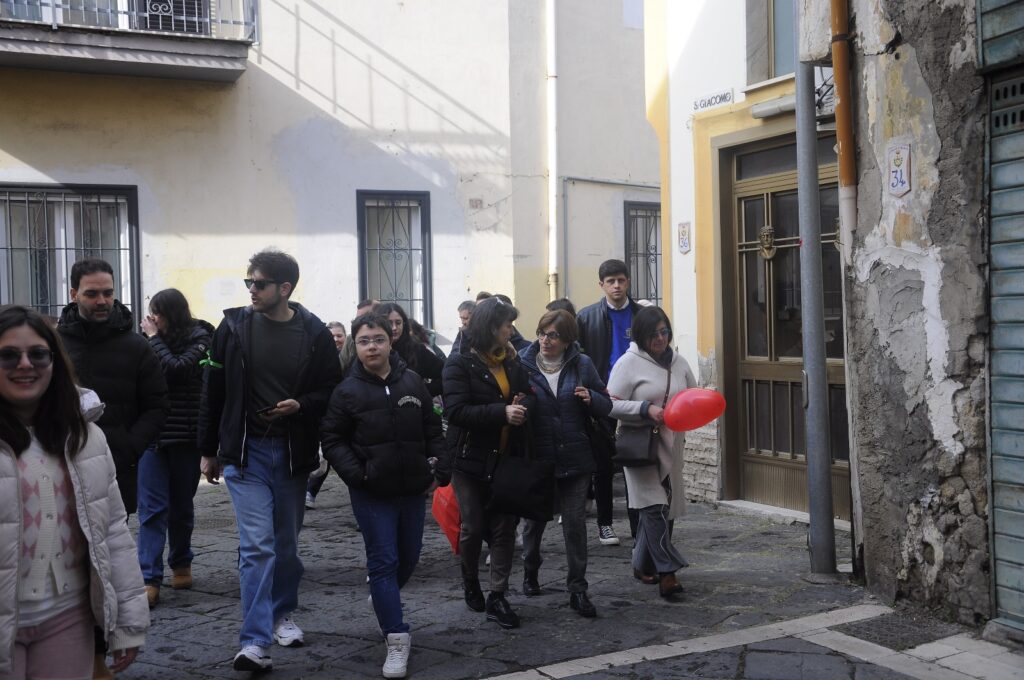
[198,249,342,672]
[575,259,643,547]
[57,257,169,679]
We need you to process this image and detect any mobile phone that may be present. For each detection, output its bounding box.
[255,405,275,415]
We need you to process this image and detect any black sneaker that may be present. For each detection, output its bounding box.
[522,570,541,597]
[569,591,597,618]
[485,592,521,629]
[464,579,485,612]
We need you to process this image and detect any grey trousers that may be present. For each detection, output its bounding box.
[632,504,688,574]
[522,473,590,593]
[453,470,518,593]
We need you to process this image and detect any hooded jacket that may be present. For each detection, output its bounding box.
[0,390,149,673]
[519,341,612,478]
[441,341,536,481]
[57,300,169,514]
[197,303,342,476]
[321,352,445,497]
[149,320,215,448]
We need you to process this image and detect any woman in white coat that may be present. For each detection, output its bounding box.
[0,305,149,679]
[607,306,696,599]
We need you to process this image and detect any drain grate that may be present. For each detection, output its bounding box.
[832,611,964,651]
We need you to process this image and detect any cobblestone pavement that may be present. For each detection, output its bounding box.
[120,476,1023,679]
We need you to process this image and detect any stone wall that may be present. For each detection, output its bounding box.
[683,350,721,503]
[846,0,990,624]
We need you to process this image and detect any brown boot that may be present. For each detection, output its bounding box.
[658,572,683,598]
[145,584,159,608]
[93,654,114,680]
[170,565,193,590]
[633,568,657,585]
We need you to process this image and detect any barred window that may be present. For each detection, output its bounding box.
[624,201,662,307]
[357,191,432,326]
[0,187,139,319]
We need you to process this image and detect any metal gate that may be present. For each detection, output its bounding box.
[990,66,1024,630]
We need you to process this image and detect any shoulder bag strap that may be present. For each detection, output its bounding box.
[652,365,672,435]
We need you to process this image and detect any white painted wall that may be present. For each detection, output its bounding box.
[664,0,748,370]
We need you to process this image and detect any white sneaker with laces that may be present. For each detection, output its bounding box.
[233,644,272,671]
[305,492,316,509]
[382,632,411,678]
[598,525,620,546]
[273,616,305,647]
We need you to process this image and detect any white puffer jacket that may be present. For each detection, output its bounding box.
[0,402,150,673]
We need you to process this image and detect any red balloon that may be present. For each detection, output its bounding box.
[664,388,726,432]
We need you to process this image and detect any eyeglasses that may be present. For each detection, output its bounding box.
[355,337,390,347]
[243,278,277,291]
[648,328,671,339]
[0,347,54,370]
[537,331,561,342]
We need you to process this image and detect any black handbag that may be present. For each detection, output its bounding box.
[485,428,556,522]
[611,365,671,468]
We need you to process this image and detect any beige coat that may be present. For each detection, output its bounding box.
[0,421,150,673]
[607,343,696,519]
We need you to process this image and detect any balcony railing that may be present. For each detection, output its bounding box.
[0,0,257,42]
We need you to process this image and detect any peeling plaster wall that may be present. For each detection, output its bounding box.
[847,0,990,623]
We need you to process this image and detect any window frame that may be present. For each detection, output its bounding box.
[623,200,663,308]
[356,190,433,327]
[0,183,141,319]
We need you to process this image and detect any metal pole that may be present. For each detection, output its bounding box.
[795,1,836,574]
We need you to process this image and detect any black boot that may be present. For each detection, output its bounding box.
[485,592,521,629]
[569,591,597,618]
[522,569,541,597]
[464,579,485,612]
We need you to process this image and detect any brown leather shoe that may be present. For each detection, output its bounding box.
[145,584,159,608]
[170,565,193,590]
[633,568,657,585]
[93,654,114,680]
[659,572,684,598]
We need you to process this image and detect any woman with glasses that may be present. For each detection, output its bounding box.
[0,306,149,677]
[606,306,696,599]
[321,312,446,679]
[136,289,215,608]
[377,303,445,397]
[441,296,535,629]
[518,309,610,618]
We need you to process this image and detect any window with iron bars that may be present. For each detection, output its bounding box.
[0,186,140,320]
[624,201,662,307]
[0,1,214,36]
[357,191,433,327]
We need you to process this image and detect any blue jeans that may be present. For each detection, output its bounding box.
[137,444,202,584]
[223,437,308,648]
[349,487,426,635]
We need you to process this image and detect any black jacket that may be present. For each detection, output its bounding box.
[441,342,536,481]
[150,320,215,448]
[575,297,642,380]
[198,303,342,476]
[396,338,445,397]
[321,353,445,497]
[519,342,612,478]
[57,300,169,513]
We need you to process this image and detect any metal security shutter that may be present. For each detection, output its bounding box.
[979,0,1024,71]
[990,67,1024,629]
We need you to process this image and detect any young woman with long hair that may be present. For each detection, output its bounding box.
[376,303,444,396]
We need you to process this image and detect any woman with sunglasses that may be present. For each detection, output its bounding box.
[517,309,610,618]
[0,305,149,678]
[606,306,696,599]
[136,289,215,608]
[321,313,446,679]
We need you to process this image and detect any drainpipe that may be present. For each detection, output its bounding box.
[795,0,837,575]
[831,0,862,576]
[546,0,560,301]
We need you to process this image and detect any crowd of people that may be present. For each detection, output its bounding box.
[0,250,697,680]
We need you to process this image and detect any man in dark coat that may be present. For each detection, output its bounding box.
[198,249,342,673]
[57,258,169,516]
[575,259,643,547]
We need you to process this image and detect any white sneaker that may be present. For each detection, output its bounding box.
[273,616,305,647]
[305,492,316,509]
[598,525,620,546]
[233,644,272,671]
[382,632,411,678]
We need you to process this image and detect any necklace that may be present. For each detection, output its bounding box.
[536,353,564,374]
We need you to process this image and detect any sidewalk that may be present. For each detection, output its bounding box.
[123,476,1023,679]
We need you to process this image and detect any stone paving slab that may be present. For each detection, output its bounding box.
[115,475,1018,679]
